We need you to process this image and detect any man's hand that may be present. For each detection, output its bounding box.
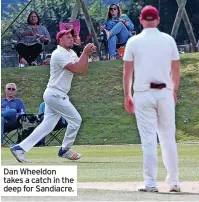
[171,60,180,102]
[83,43,96,55]
[124,95,135,114]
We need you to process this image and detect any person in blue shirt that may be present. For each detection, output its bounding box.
[1,83,26,146]
[100,3,134,60]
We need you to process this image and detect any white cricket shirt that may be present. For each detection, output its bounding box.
[46,45,79,96]
[123,28,180,92]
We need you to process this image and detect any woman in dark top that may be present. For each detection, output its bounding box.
[16,11,51,65]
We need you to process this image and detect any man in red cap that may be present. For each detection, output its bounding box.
[123,5,181,192]
[10,28,96,162]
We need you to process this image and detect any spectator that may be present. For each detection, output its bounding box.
[16,11,51,66]
[1,83,26,146]
[100,3,134,60]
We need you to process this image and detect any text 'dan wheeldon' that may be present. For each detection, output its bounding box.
[0,166,77,196]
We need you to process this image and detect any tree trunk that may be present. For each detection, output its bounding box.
[176,0,197,52]
[171,0,186,39]
[77,0,101,58]
[70,0,80,22]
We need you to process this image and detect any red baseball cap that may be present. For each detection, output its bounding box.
[140,5,159,21]
[56,29,75,43]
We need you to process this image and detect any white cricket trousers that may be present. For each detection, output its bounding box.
[19,89,82,152]
[133,88,179,188]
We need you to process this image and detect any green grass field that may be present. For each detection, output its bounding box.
[1,53,199,145]
[1,145,199,182]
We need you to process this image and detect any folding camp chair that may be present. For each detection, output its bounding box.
[4,121,22,146]
[16,114,39,144]
[3,114,33,146]
[4,113,45,147]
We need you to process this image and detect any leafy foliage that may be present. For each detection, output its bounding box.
[1,0,199,48]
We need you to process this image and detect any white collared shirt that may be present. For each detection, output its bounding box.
[123,28,180,92]
[47,45,79,96]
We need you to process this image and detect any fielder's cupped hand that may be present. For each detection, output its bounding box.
[125,95,135,114]
[84,43,96,55]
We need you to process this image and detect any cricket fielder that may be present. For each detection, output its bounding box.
[123,6,181,192]
[10,29,96,162]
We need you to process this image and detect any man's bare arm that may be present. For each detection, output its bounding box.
[64,51,89,73]
[171,60,180,92]
[123,61,134,97]
[64,43,95,73]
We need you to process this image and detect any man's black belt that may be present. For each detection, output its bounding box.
[150,83,166,89]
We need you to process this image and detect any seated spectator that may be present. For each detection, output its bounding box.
[16,11,51,66]
[100,4,134,60]
[1,83,26,146]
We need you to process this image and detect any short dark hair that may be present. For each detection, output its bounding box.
[27,11,40,25]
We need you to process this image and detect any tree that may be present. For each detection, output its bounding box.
[2,0,199,48]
